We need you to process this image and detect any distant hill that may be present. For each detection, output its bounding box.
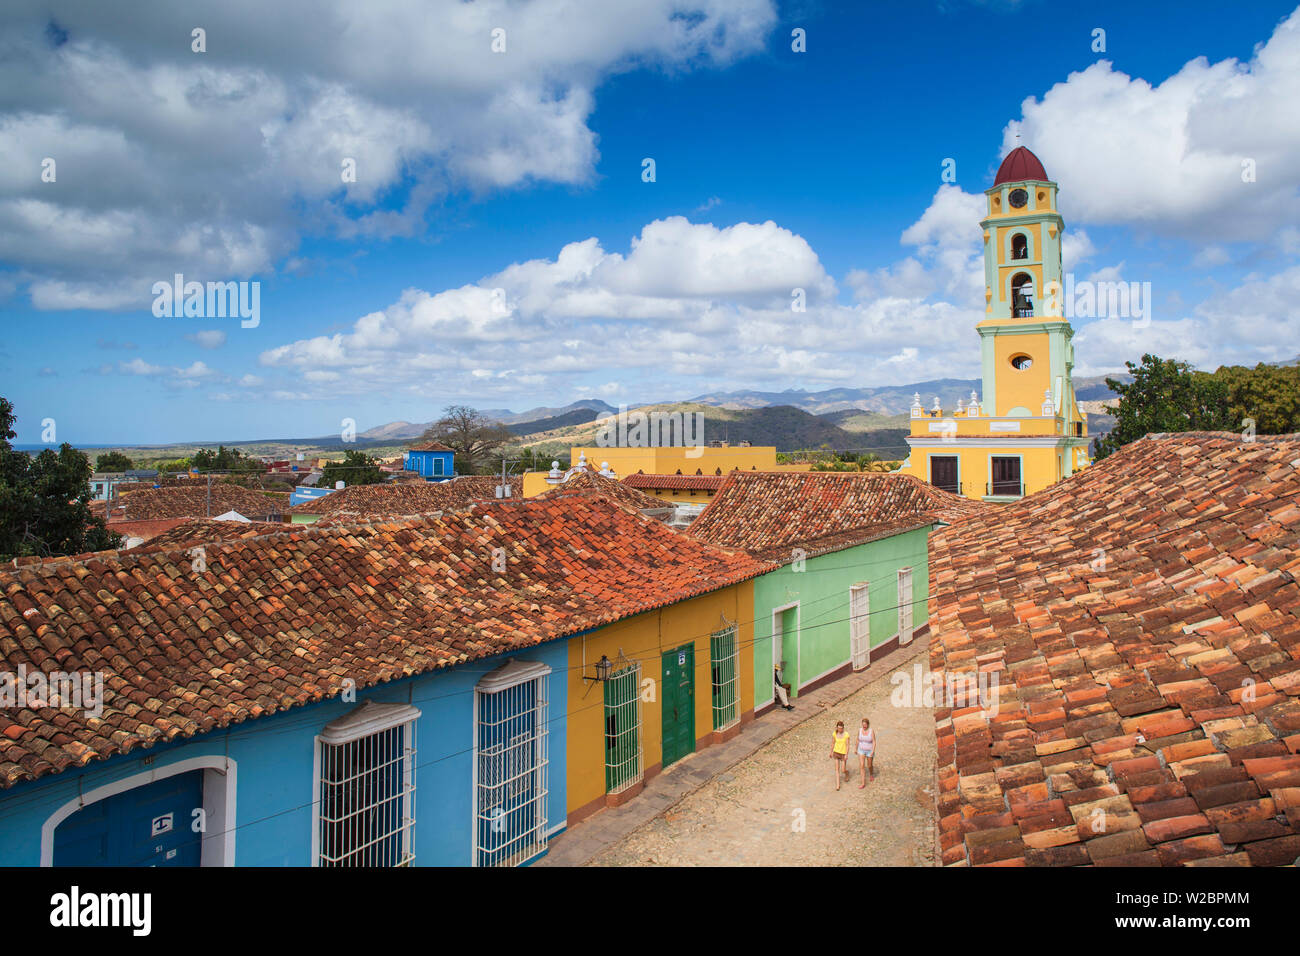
[1073,373,1131,402]
[688,379,982,415]
[357,420,429,441]
[503,402,911,457]
[92,373,1141,461]
[508,407,602,437]
[480,399,618,426]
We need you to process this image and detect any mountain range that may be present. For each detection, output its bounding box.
[351,374,1130,453]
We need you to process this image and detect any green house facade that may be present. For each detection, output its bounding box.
[687,471,972,715]
[753,525,931,711]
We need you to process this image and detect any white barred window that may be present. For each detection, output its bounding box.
[315,701,419,867]
[710,625,739,731]
[603,662,643,795]
[474,659,551,867]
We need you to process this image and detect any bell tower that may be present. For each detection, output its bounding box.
[976,146,1077,423]
[981,145,1063,322]
[900,142,1090,501]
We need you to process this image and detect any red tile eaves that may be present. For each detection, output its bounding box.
[0,495,773,789]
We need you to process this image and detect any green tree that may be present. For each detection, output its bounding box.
[0,397,120,559]
[1093,354,1235,460]
[1213,361,1300,436]
[192,445,263,473]
[319,450,385,488]
[154,457,193,474]
[421,405,514,475]
[94,451,134,471]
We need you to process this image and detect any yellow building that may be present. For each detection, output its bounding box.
[565,580,755,823]
[901,145,1089,500]
[520,442,782,498]
[572,442,777,476]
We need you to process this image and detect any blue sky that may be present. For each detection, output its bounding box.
[2,0,1298,444]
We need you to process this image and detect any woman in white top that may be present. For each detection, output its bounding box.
[857,717,876,788]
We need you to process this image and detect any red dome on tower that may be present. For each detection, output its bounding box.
[993,146,1048,185]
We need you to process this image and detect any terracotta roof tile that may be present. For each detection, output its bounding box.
[929,432,1300,867]
[689,471,981,561]
[132,518,286,552]
[624,473,729,491]
[0,495,772,788]
[536,470,668,512]
[289,475,500,517]
[94,485,289,521]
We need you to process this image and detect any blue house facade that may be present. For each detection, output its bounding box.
[0,494,773,869]
[0,641,568,867]
[405,442,455,481]
[290,485,336,508]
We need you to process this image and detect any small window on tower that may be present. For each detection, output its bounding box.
[1011,233,1027,260]
[1010,354,1033,370]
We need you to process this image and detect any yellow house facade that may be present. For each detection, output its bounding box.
[521,443,782,498]
[571,443,777,476]
[901,145,1090,501]
[565,580,755,823]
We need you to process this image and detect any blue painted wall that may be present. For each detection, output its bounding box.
[289,485,335,507]
[0,640,568,867]
[405,449,454,479]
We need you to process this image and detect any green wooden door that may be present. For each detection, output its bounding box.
[661,644,695,767]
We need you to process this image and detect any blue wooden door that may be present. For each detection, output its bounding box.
[53,770,204,867]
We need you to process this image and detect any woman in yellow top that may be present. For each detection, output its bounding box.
[830,721,851,791]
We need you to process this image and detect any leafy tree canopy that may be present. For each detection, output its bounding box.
[1093,354,1235,460]
[0,397,120,560]
[191,445,263,473]
[1215,361,1300,436]
[94,451,134,471]
[319,450,385,489]
[1093,354,1297,460]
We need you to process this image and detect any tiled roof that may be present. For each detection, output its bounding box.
[0,495,773,788]
[108,518,192,544]
[408,441,453,452]
[96,485,289,521]
[288,475,499,516]
[624,473,728,491]
[929,433,1300,867]
[133,519,286,552]
[536,470,668,512]
[689,471,979,561]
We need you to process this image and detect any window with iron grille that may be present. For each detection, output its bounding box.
[474,659,550,867]
[710,626,739,731]
[315,701,419,867]
[603,663,643,795]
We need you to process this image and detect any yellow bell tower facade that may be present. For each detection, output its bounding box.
[900,146,1089,501]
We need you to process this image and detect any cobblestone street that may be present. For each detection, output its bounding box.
[584,654,938,867]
